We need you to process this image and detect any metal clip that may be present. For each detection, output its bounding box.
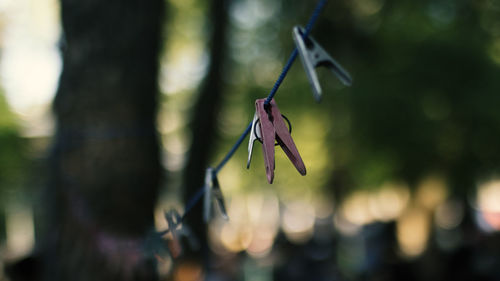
[247,113,262,169]
[162,209,199,257]
[203,167,229,222]
[293,25,352,102]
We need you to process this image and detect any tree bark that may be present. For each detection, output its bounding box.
[41,0,165,280]
[181,0,230,267]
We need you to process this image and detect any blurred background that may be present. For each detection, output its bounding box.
[1,0,500,280]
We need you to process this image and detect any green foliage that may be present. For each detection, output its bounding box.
[0,92,27,194]
[327,0,500,194]
[0,91,17,130]
[212,0,500,197]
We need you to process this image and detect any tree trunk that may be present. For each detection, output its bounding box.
[41,0,165,280]
[181,0,230,268]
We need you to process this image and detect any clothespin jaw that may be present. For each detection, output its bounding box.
[164,210,182,236]
[247,113,261,169]
[293,26,352,102]
[255,98,306,184]
[203,167,229,223]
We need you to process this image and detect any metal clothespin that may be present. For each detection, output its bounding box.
[163,209,183,257]
[253,98,306,184]
[162,209,199,257]
[247,113,261,169]
[203,167,229,223]
[293,26,353,102]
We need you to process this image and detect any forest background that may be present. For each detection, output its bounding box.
[0,0,500,280]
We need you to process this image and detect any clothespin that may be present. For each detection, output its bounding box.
[293,26,352,102]
[251,98,306,184]
[203,167,229,223]
[162,209,199,258]
[247,113,261,169]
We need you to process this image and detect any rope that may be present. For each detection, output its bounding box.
[182,184,208,221]
[214,122,252,173]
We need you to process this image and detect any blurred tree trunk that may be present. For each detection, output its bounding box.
[181,0,230,267]
[40,0,165,280]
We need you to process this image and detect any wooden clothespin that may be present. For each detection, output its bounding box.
[249,98,306,184]
[203,167,229,222]
[293,26,352,102]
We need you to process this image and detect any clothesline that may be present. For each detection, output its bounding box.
[181,0,329,220]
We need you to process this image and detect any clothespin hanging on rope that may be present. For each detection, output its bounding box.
[203,167,229,222]
[247,113,261,169]
[161,209,199,258]
[248,98,306,184]
[293,26,352,102]
[247,111,293,169]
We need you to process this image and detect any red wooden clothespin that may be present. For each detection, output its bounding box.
[254,98,306,183]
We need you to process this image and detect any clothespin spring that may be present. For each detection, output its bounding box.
[253,114,292,145]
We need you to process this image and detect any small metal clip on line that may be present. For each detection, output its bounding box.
[203,167,229,223]
[162,209,199,257]
[293,25,353,102]
[247,113,261,169]
[163,209,183,257]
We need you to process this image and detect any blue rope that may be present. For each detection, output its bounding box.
[169,0,328,226]
[214,122,252,173]
[304,0,328,39]
[181,184,208,221]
